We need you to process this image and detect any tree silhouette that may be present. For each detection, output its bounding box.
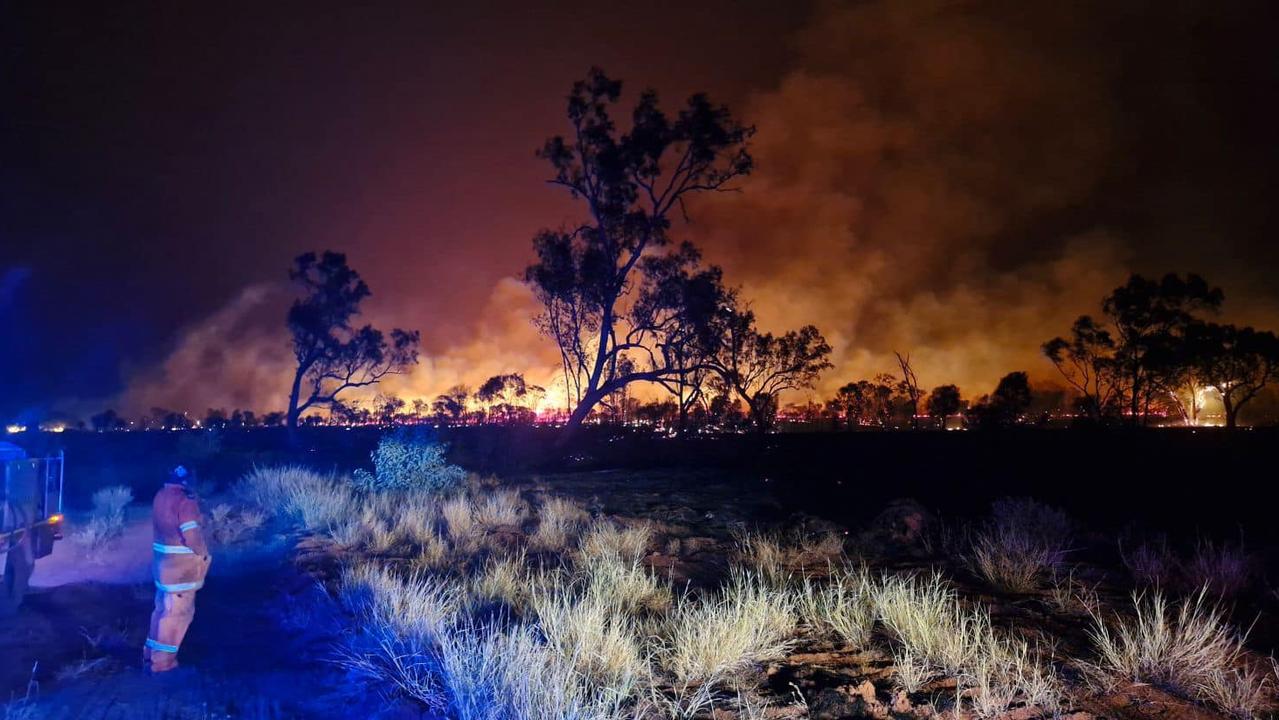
[1102,273,1222,424]
[926,385,962,423]
[1042,315,1123,423]
[830,375,897,429]
[972,372,1032,428]
[710,307,832,432]
[475,373,545,424]
[643,247,729,435]
[895,352,922,429]
[203,408,228,430]
[1185,323,1279,429]
[90,408,125,432]
[525,68,753,429]
[285,251,419,429]
[432,385,470,425]
[373,394,406,425]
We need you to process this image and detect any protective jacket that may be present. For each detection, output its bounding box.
[143,482,211,672]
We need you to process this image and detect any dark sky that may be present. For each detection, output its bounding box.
[2,0,1277,421]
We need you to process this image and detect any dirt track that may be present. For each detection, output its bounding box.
[1,514,377,719]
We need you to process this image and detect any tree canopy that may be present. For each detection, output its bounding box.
[285,251,419,428]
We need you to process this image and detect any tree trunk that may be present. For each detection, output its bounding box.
[1223,396,1238,430]
[564,389,604,430]
[286,366,305,429]
[747,398,769,434]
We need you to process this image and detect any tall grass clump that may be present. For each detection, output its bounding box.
[531,496,591,551]
[659,569,796,687]
[71,484,133,554]
[235,465,356,530]
[579,520,651,566]
[873,571,981,674]
[796,565,875,647]
[1199,663,1277,720]
[873,571,1060,714]
[968,497,1072,592]
[735,529,844,587]
[1184,540,1254,599]
[351,428,466,493]
[437,622,640,720]
[469,552,533,611]
[581,553,673,615]
[473,488,526,529]
[441,494,476,541]
[336,561,463,711]
[1088,589,1270,717]
[339,562,462,640]
[530,581,650,690]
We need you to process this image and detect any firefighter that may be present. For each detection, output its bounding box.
[143,465,211,673]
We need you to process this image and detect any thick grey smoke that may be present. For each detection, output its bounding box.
[691,0,1277,399]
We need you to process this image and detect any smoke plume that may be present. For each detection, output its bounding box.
[118,0,1277,414]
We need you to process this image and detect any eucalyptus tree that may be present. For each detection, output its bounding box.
[285,251,419,429]
[525,69,754,428]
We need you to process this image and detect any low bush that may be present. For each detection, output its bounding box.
[351,428,465,493]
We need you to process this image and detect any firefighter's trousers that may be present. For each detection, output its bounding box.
[143,546,210,672]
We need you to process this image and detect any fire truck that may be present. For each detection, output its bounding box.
[1,442,64,615]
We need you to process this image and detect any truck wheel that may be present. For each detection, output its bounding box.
[0,536,34,617]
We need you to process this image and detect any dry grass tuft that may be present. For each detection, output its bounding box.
[735,529,845,586]
[531,496,591,551]
[967,498,1072,593]
[71,484,134,557]
[893,645,937,694]
[530,582,650,689]
[1185,540,1254,599]
[581,553,673,615]
[1087,588,1270,718]
[473,488,526,529]
[339,562,462,641]
[579,520,652,566]
[659,569,797,687]
[1198,662,1277,720]
[873,571,981,674]
[1121,536,1178,589]
[437,621,641,720]
[796,565,875,647]
[470,552,532,611]
[441,494,477,544]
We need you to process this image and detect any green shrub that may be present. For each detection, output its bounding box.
[352,428,466,493]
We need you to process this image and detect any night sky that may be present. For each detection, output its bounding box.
[3,0,1277,422]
